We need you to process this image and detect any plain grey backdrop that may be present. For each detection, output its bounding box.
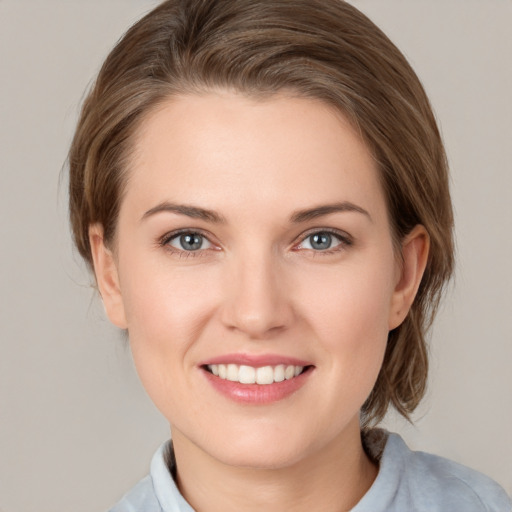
[1,1,511,511]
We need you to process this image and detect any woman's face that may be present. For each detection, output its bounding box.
[92,91,419,469]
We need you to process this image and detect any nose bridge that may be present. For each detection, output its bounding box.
[221,244,292,338]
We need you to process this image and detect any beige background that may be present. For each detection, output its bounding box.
[0,1,511,511]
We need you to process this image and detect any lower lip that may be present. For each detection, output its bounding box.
[202,367,312,404]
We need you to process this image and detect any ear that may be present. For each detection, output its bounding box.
[89,224,128,329]
[388,225,430,330]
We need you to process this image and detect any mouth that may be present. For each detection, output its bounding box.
[199,354,314,403]
[203,363,310,385]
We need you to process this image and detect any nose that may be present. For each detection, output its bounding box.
[220,250,294,339]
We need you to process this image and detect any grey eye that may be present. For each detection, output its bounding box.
[308,232,334,250]
[169,232,210,251]
[299,231,344,251]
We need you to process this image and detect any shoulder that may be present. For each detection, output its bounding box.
[395,434,511,511]
[109,475,162,512]
[355,430,511,512]
[108,441,194,512]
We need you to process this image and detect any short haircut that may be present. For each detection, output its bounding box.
[68,0,454,426]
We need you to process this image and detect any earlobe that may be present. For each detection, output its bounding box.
[389,225,430,330]
[89,224,128,329]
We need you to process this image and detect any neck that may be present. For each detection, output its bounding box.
[171,422,378,512]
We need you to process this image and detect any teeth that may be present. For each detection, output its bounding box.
[206,364,305,384]
[239,365,256,384]
[226,364,239,381]
[285,365,295,380]
[256,366,274,385]
[274,364,285,383]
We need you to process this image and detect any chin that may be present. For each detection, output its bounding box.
[213,442,306,470]
[200,423,323,471]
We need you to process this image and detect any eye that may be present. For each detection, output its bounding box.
[166,232,212,252]
[296,230,350,252]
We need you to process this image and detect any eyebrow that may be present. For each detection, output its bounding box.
[290,202,372,223]
[141,200,371,224]
[141,202,226,223]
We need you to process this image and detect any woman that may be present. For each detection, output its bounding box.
[68,0,511,510]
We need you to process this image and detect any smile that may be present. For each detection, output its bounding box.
[206,364,304,385]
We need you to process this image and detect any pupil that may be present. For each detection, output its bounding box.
[180,233,202,251]
[311,233,331,250]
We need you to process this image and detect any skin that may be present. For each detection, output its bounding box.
[90,91,429,512]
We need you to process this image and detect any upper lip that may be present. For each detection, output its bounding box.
[199,353,312,367]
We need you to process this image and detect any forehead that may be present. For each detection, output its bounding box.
[124,91,386,222]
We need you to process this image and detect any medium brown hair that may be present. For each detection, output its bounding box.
[68,0,454,426]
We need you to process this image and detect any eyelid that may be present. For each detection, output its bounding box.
[293,228,353,251]
[158,228,220,255]
[157,227,352,256]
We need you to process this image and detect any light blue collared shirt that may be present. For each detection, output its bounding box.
[109,431,512,511]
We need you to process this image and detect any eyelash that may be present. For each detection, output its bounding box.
[294,228,353,255]
[158,229,215,258]
[158,228,353,258]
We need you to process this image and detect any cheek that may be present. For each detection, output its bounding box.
[120,264,224,424]
[298,254,396,379]
[306,260,394,334]
[118,254,220,380]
